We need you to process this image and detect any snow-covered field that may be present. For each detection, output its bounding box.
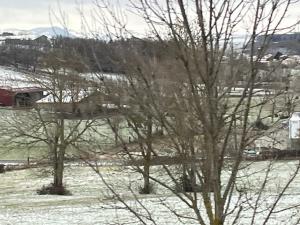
[0,66,38,89]
[0,67,297,225]
[1,161,300,225]
[0,27,80,40]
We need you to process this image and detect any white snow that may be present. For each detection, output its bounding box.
[0,27,80,40]
[1,161,300,224]
[0,66,40,89]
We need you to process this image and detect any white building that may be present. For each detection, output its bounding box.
[289,112,300,139]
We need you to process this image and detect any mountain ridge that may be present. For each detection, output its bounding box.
[0,26,81,39]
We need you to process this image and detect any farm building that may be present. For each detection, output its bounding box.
[0,86,45,107]
[36,89,126,119]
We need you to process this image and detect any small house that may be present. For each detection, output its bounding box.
[0,86,45,107]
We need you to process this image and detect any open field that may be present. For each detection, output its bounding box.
[0,90,297,225]
[1,161,300,224]
[0,108,123,161]
[0,92,292,162]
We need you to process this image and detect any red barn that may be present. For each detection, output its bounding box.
[0,86,44,107]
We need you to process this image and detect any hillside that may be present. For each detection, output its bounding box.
[0,26,80,40]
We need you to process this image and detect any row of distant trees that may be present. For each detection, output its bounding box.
[0,35,170,74]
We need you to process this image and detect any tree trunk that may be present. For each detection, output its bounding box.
[142,134,152,194]
[53,146,65,187]
[142,116,152,194]
[182,162,189,192]
[143,157,151,194]
[53,119,65,188]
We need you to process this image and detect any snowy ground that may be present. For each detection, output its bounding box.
[0,66,38,88]
[1,161,300,225]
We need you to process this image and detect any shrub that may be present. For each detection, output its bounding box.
[0,164,5,173]
[138,182,155,194]
[37,183,71,195]
[175,175,202,193]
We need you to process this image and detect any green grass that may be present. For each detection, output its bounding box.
[0,95,292,161]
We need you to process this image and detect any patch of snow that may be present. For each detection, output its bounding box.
[1,162,300,224]
[0,26,81,40]
[0,66,40,88]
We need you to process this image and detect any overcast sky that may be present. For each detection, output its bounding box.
[0,0,299,34]
[0,0,91,31]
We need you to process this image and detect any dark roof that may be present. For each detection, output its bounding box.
[0,86,44,93]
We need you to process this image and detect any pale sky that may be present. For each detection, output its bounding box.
[0,0,93,31]
[0,0,299,35]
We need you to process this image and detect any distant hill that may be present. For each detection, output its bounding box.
[29,27,79,38]
[256,33,300,55]
[0,26,80,40]
[257,33,300,43]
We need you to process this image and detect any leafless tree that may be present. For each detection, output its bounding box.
[0,49,101,194]
[59,0,300,224]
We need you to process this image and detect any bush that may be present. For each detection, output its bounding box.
[175,175,202,193]
[37,183,71,195]
[254,119,269,130]
[0,164,5,173]
[138,182,155,194]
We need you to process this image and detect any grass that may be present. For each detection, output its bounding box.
[0,94,290,162]
[0,146,48,160]
[1,161,300,224]
[0,97,296,224]
[37,183,72,195]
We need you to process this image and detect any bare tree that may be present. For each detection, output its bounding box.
[80,0,300,224]
[0,48,100,194]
